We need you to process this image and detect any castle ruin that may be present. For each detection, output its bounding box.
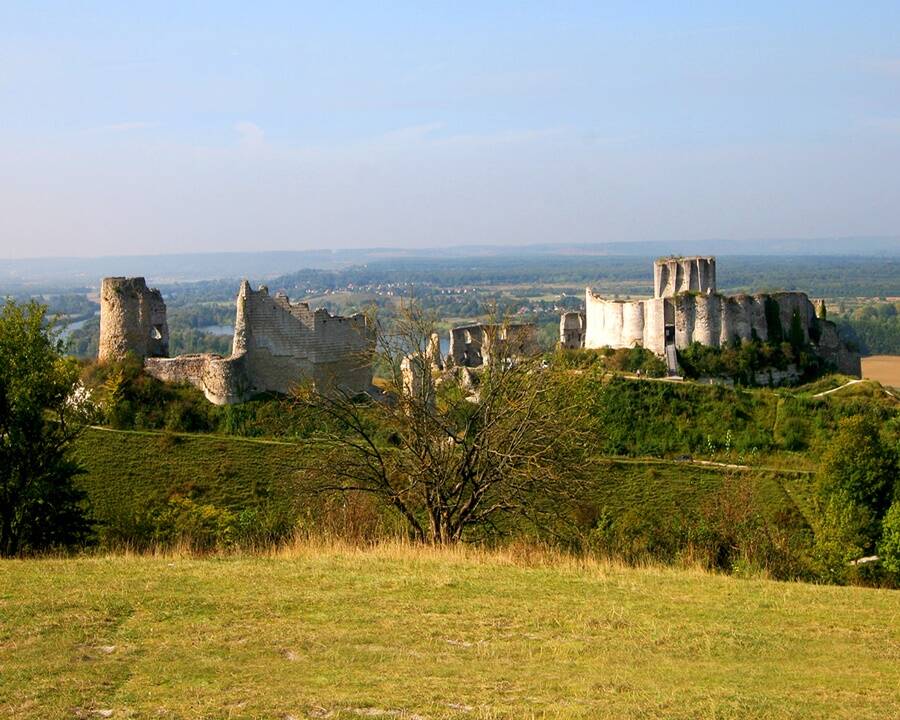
[99,278,375,404]
[448,323,539,368]
[562,256,861,377]
[98,277,169,363]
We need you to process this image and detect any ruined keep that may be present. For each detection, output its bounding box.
[653,256,716,298]
[100,278,375,404]
[98,277,169,362]
[565,256,861,377]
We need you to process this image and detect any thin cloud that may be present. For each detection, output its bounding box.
[861,58,900,76]
[100,121,159,132]
[379,122,445,143]
[434,126,566,148]
[235,121,265,149]
[864,117,900,134]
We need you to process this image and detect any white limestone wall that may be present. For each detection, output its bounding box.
[584,291,655,351]
[772,292,814,343]
[749,296,768,341]
[584,289,635,349]
[691,295,720,347]
[583,287,821,354]
[670,292,817,349]
[642,299,666,355]
[674,294,695,348]
[559,311,586,349]
[621,302,645,348]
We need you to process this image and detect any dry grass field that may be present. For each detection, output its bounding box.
[2,542,899,720]
[861,355,900,388]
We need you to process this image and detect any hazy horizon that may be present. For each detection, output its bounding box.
[2,3,900,259]
[4,236,900,263]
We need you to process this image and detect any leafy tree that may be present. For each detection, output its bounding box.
[0,300,93,555]
[878,501,900,575]
[788,310,806,351]
[818,415,898,543]
[298,304,591,544]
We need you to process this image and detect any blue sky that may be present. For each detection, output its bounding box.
[2,2,899,257]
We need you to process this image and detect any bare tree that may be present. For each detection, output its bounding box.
[296,303,592,544]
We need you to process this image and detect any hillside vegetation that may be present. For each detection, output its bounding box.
[2,544,899,719]
[73,426,807,547]
[69,371,899,579]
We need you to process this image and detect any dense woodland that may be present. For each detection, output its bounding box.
[834,300,900,355]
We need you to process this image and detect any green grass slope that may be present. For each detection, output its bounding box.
[72,427,311,529]
[584,458,803,519]
[2,545,899,719]
[73,427,813,544]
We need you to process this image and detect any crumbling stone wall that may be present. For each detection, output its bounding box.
[98,277,168,362]
[101,277,375,404]
[448,323,538,368]
[143,354,249,405]
[231,281,375,398]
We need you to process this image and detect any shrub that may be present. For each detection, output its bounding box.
[810,491,870,584]
[150,496,237,551]
[878,501,900,575]
[549,347,665,377]
[779,417,810,451]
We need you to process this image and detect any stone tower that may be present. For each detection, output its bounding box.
[653,256,716,298]
[98,277,169,362]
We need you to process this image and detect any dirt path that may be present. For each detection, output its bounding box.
[87,425,303,446]
[812,379,865,397]
[85,426,814,476]
[597,455,814,476]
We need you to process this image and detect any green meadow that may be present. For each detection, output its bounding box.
[2,543,899,719]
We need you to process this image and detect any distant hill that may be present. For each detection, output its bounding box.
[2,237,898,288]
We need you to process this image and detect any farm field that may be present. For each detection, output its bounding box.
[2,544,899,719]
[862,355,900,388]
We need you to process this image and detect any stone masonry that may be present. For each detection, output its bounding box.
[448,323,539,368]
[101,278,375,404]
[98,277,169,362]
[566,256,861,377]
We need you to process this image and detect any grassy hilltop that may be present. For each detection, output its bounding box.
[2,543,899,719]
